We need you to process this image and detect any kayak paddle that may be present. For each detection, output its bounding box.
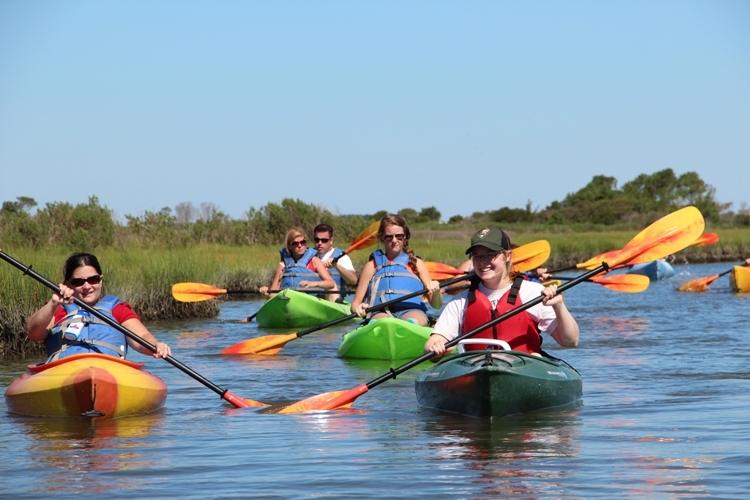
[220,273,470,355]
[274,206,705,413]
[0,249,268,409]
[691,231,719,247]
[551,273,650,293]
[172,283,354,303]
[678,261,748,292]
[331,220,381,264]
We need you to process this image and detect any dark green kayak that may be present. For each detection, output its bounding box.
[415,348,582,418]
[338,318,432,360]
[255,289,352,328]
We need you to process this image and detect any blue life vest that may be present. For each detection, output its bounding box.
[280,247,321,289]
[46,294,128,362]
[322,248,348,291]
[367,250,425,308]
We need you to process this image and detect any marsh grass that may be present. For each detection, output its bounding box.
[2,227,748,358]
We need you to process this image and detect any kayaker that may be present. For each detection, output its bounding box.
[313,223,358,302]
[26,252,171,362]
[444,250,551,294]
[424,227,579,359]
[350,214,441,326]
[259,227,336,296]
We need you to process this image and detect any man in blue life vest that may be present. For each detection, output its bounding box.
[314,224,358,303]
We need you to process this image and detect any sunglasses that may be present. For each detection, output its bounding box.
[470,252,502,264]
[68,275,103,287]
[383,233,406,242]
[290,239,307,247]
[314,237,330,243]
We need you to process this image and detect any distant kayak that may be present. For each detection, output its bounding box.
[5,353,167,419]
[338,317,432,360]
[627,260,675,281]
[415,342,582,418]
[730,265,750,293]
[256,289,352,328]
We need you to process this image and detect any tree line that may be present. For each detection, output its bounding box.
[1,169,746,250]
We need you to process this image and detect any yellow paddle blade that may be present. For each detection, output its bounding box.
[691,232,719,247]
[605,206,705,268]
[343,220,381,254]
[591,274,650,293]
[678,274,719,292]
[512,240,551,273]
[276,384,369,414]
[576,250,621,270]
[220,333,297,355]
[172,282,228,302]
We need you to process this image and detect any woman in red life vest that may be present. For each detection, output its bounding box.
[424,228,578,358]
[350,214,441,326]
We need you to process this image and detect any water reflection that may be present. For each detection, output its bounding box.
[11,412,166,494]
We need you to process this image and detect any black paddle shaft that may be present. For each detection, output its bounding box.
[292,273,471,339]
[363,263,610,390]
[0,250,235,400]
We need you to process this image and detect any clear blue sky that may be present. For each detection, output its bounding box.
[1,0,748,222]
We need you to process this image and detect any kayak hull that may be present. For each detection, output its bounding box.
[415,350,582,418]
[627,260,675,281]
[338,318,432,360]
[730,265,750,293]
[4,353,167,419]
[256,289,351,328]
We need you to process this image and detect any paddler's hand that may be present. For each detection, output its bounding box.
[321,258,334,269]
[53,284,76,306]
[424,334,450,360]
[258,286,270,295]
[541,283,564,307]
[351,302,368,317]
[153,342,171,358]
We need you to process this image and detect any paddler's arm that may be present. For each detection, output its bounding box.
[260,263,285,296]
[301,257,335,289]
[541,284,579,348]
[26,284,75,341]
[415,258,442,309]
[122,318,172,358]
[350,260,376,317]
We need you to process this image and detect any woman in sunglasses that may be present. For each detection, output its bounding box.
[350,214,441,326]
[424,228,579,359]
[26,252,171,362]
[259,227,335,296]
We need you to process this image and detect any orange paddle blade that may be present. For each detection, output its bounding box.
[605,206,705,268]
[223,391,270,408]
[221,333,297,355]
[576,250,621,270]
[678,274,720,292]
[277,384,369,414]
[691,232,719,247]
[512,240,551,273]
[425,262,465,280]
[172,282,228,302]
[591,274,650,293]
[343,220,381,254]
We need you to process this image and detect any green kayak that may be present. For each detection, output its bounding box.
[255,289,352,329]
[337,317,432,360]
[415,343,582,418]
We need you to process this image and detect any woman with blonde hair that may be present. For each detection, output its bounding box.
[260,227,335,296]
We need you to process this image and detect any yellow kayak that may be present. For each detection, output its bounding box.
[4,353,167,419]
[730,265,750,293]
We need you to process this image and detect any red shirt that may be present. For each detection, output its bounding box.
[53,302,140,324]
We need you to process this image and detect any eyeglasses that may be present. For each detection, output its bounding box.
[314,237,330,243]
[470,252,502,264]
[68,275,102,287]
[291,239,307,247]
[383,233,406,242]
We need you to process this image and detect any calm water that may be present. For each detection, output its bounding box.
[2,262,749,498]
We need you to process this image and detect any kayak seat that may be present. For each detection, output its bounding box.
[456,339,511,353]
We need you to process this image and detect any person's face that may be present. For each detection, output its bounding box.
[469,246,509,280]
[66,265,103,305]
[382,224,406,254]
[314,231,333,254]
[289,236,308,258]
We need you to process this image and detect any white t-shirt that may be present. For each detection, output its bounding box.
[318,248,355,272]
[432,280,558,342]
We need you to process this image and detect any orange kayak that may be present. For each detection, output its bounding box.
[4,353,167,419]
